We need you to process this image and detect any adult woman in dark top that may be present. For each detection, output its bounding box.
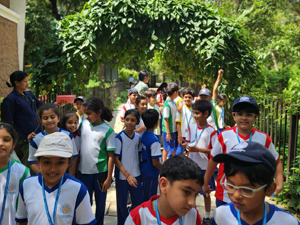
[2,71,43,164]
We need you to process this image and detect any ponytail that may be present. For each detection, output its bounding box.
[101,107,113,122]
[83,97,114,122]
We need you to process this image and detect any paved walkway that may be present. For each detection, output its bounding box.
[90,103,217,224]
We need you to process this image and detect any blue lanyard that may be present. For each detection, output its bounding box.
[42,176,63,225]
[184,106,193,128]
[45,128,59,135]
[237,202,267,225]
[0,158,11,224]
[129,104,132,109]
[192,124,208,143]
[155,199,182,225]
[221,107,224,121]
[236,127,252,143]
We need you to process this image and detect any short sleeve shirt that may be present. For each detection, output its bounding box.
[115,131,142,180]
[207,99,218,130]
[175,105,196,137]
[210,127,280,203]
[0,159,30,225]
[148,103,161,135]
[79,120,116,174]
[120,103,135,119]
[162,100,177,133]
[135,81,149,96]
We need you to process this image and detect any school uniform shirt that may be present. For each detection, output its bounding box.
[136,117,145,136]
[120,102,136,120]
[0,159,30,225]
[28,128,79,164]
[175,104,196,138]
[207,99,218,130]
[186,124,217,170]
[140,130,162,179]
[162,99,177,133]
[77,112,85,127]
[79,119,116,174]
[73,134,81,154]
[15,173,97,225]
[210,126,280,203]
[212,202,300,225]
[115,131,142,180]
[157,91,163,104]
[148,103,161,135]
[124,195,202,225]
[215,105,224,129]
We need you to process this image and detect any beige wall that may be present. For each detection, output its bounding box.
[0,16,18,97]
[0,0,9,8]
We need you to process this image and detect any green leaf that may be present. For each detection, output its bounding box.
[180,37,186,44]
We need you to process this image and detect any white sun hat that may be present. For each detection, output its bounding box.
[34,132,73,158]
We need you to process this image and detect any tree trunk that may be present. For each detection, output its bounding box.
[49,0,61,20]
[271,52,279,71]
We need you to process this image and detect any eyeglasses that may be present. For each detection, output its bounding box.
[234,112,256,118]
[220,175,267,198]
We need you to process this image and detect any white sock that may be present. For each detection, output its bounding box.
[204,211,211,218]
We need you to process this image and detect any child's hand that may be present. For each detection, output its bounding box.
[218,69,224,77]
[101,178,112,192]
[201,84,207,89]
[202,183,211,197]
[127,175,138,188]
[141,125,146,131]
[27,132,36,142]
[182,142,187,149]
[166,133,172,141]
[178,136,183,145]
[187,145,198,152]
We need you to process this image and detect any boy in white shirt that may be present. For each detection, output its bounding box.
[120,88,139,122]
[212,141,299,225]
[145,89,161,139]
[125,155,203,225]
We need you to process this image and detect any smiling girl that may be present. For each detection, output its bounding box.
[0,123,30,225]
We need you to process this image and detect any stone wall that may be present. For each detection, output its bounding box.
[0,16,18,97]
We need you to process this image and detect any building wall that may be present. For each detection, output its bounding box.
[0,0,9,8]
[0,16,18,96]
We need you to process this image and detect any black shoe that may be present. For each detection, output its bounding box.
[202,217,212,225]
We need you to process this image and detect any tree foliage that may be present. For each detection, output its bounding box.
[29,0,258,96]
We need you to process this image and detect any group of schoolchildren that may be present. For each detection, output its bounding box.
[1,69,299,225]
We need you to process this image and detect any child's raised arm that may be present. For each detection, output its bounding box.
[212,69,223,101]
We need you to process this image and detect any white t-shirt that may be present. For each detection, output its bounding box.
[212,202,300,225]
[125,195,202,225]
[162,100,177,133]
[73,134,81,154]
[175,104,196,138]
[135,117,145,136]
[15,173,96,225]
[129,77,134,83]
[148,103,160,135]
[79,119,116,174]
[28,128,78,164]
[215,105,224,129]
[210,126,280,203]
[115,131,142,180]
[186,124,217,170]
[207,99,217,130]
[0,159,30,225]
[120,103,135,119]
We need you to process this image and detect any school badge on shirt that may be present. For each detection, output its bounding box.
[59,204,73,218]
[135,144,139,152]
[7,182,17,194]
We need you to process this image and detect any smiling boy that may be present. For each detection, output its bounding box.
[203,96,284,207]
[212,141,299,225]
[125,155,203,225]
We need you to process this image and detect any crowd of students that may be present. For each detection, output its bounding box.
[0,69,299,225]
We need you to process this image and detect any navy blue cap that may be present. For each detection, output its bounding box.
[128,88,138,95]
[213,141,276,174]
[232,96,258,113]
[199,88,211,96]
[74,96,85,103]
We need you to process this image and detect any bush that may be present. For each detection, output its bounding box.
[112,90,128,110]
[119,68,138,86]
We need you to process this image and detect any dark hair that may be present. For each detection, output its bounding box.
[182,88,195,98]
[161,87,167,101]
[179,87,187,96]
[233,102,259,114]
[157,82,167,92]
[160,155,204,185]
[60,111,79,134]
[135,95,147,107]
[141,109,159,129]
[6,71,28,88]
[224,161,274,190]
[124,109,140,124]
[192,100,212,116]
[144,89,157,98]
[0,123,18,146]
[217,93,227,101]
[166,84,179,96]
[82,97,113,122]
[138,69,149,81]
[38,103,60,119]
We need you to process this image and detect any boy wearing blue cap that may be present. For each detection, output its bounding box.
[120,88,139,122]
[212,141,299,225]
[74,96,86,125]
[203,96,284,207]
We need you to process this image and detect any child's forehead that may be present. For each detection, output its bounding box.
[184,93,193,97]
[74,99,84,103]
[171,179,202,190]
